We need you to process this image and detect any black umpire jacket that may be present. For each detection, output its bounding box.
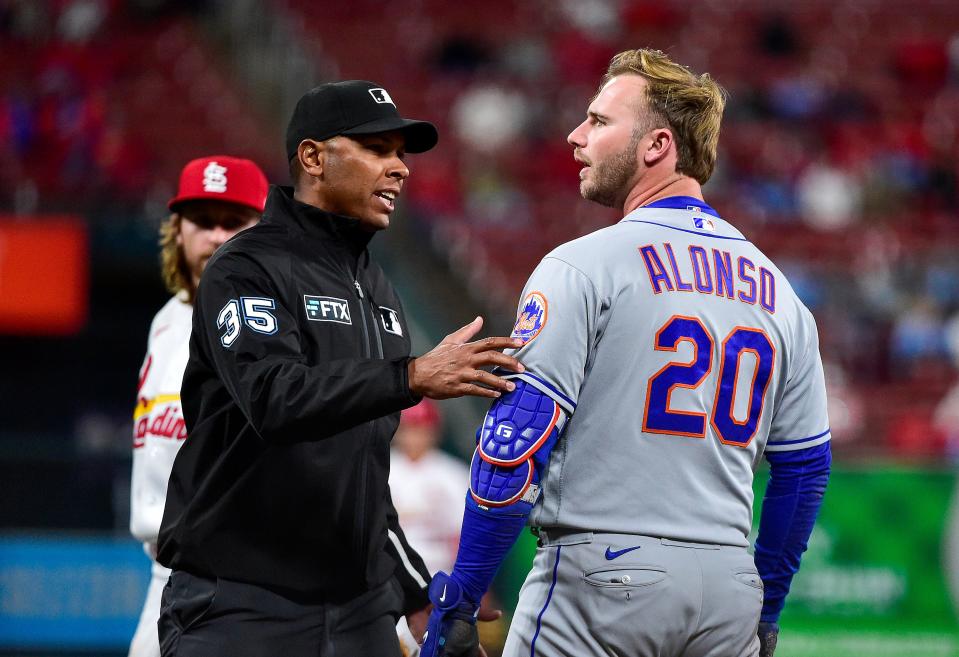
[157,185,431,611]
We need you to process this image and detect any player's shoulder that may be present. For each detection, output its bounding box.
[148,291,193,344]
[422,451,471,494]
[205,223,290,281]
[219,220,289,259]
[538,223,622,275]
[743,241,811,316]
[536,220,672,293]
[738,241,820,348]
[150,293,191,334]
[427,450,470,478]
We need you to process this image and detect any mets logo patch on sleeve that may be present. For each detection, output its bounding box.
[511,291,548,342]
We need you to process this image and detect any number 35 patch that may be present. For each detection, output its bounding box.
[217,297,278,347]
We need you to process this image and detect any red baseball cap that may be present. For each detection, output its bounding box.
[401,399,441,429]
[168,155,269,212]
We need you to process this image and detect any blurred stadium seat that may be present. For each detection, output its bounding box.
[0,1,957,655]
[285,0,959,459]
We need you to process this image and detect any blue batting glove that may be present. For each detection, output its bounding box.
[420,571,480,657]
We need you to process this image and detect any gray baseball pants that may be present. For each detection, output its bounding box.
[503,531,763,657]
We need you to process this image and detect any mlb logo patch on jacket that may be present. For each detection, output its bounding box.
[379,306,403,336]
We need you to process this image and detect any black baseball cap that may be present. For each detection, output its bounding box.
[285,80,439,160]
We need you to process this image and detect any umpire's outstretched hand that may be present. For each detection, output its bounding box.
[408,317,525,400]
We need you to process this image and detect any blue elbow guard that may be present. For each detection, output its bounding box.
[470,379,566,508]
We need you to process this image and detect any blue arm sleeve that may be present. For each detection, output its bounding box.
[449,495,531,605]
[754,441,831,622]
[445,380,564,605]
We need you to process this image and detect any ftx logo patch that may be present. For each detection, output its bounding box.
[304,295,351,324]
[368,88,395,106]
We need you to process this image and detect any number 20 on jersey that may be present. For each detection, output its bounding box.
[643,315,775,447]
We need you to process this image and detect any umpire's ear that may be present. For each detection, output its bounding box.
[296,139,326,179]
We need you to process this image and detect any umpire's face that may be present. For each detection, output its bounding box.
[313,130,409,231]
[568,75,651,210]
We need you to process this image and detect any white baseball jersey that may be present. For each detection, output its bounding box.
[505,199,830,547]
[389,449,469,574]
[390,450,469,657]
[131,293,192,553]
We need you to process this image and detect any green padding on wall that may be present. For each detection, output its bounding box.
[760,467,959,635]
[492,528,538,606]
[492,466,959,646]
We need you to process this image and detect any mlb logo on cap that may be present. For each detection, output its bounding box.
[368,88,395,106]
[285,80,438,160]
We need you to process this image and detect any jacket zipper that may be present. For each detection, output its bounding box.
[353,279,372,359]
[369,298,384,359]
[353,278,385,359]
[351,279,375,562]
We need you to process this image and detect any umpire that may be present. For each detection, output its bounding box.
[156,81,525,657]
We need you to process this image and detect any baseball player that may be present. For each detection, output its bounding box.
[390,400,468,575]
[390,400,468,657]
[129,155,267,657]
[391,400,507,657]
[421,49,831,657]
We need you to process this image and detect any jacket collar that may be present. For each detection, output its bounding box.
[262,185,375,255]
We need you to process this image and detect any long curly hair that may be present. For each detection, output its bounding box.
[158,213,195,302]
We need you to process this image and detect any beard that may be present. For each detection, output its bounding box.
[579,130,642,208]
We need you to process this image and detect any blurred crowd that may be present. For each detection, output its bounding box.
[0,0,273,219]
[2,0,959,461]
[291,0,959,461]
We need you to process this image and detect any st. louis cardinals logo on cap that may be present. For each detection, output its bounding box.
[168,156,268,212]
[202,161,228,193]
[511,291,548,342]
[368,88,395,106]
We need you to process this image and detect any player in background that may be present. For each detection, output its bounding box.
[391,400,467,579]
[390,400,505,657]
[129,156,267,657]
[420,49,831,657]
[391,400,467,657]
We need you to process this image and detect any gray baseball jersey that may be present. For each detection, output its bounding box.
[504,199,830,547]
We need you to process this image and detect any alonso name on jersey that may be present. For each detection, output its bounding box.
[638,242,777,313]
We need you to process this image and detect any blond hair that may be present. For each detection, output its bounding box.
[602,49,726,184]
[159,213,195,302]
